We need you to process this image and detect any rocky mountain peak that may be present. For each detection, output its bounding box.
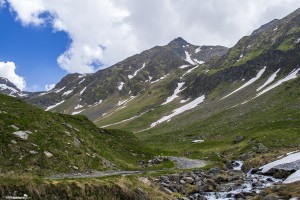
[168,37,189,46]
[0,77,20,92]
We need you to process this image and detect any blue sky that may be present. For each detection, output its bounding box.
[0,5,69,91]
[1,1,300,92]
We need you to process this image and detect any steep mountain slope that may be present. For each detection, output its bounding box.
[0,93,156,175]
[85,8,300,159]
[24,39,228,120]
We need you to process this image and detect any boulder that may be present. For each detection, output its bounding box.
[185,177,194,184]
[12,131,29,140]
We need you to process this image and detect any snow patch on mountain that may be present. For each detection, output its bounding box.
[0,84,19,93]
[79,87,87,96]
[256,68,299,97]
[181,65,199,79]
[45,100,65,111]
[74,104,84,109]
[193,59,205,65]
[128,63,146,79]
[179,65,190,69]
[260,152,300,173]
[184,51,195,65]
[195,47,201,53]
[117,96,136,106]
[257,69,280,91]
[72,109,84,115]
[78,78,86,84]
[101,110,149,128]
[118,82,124,90]
[54,86,66,93]
[284,170,300,184]
[78,74,87,78]
[162,82,185,105]
[63,88,75,96]
[151,95,205,128]
[180,98,190,104]
[150,74,169,83]
[221,66,266,99]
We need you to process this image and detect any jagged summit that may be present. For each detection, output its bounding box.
[168,37,189,46]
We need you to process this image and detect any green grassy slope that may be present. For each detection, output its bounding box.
[137,78,300,160]
[0,94,156,175]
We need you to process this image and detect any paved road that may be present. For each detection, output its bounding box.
[47,157,206,179]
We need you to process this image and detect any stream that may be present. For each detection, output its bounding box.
[192,161,283,200]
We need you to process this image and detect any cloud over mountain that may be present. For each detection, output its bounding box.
[6,0,300,74]
[0,61,26,90]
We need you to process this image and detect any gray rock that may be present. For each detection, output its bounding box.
[240,153,254,161]
[169,173,180,183]
[11,140,17,144]
[134,188,149,200]
[160,186,173,195]
[44,151,53,158]
[185,176,194,184]
[235,135,244,143]
[29,150,38,154]
[65,131,71,136]
[74,138,81,146]
[160,182,169,188]
[10,125,19,130]
[254,143,268,153]
[274,160,300,171]
[179,179,186,184]
[12,131,29,140]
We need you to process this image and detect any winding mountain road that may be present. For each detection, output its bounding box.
[47,157,206,180]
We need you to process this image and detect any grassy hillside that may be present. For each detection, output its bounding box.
[0,94,157,175]
[137,78,300,161]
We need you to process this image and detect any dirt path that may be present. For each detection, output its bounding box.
[47,157,206,179]
[167,156,206,169]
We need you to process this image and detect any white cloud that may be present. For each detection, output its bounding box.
[0,0,5,7]
[45,83,55,91]
[8,0,45,25]
[6,0,300,74]
[0,61,26,91]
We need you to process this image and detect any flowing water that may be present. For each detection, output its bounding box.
[190,161,283,200]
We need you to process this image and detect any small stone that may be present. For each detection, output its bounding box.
[10,125,19,130]
[160,186,173,195]
[12,131,29,140]
[29,150,38,154]
[74,138,81,146]
[11,140,17,144]
[65,131,71,136]
[235,135,244,143]
[185,177,194,184]
[180,180,186,184]
[44,151,53,158]
[138,177,151,186]
[72,166,78,170]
